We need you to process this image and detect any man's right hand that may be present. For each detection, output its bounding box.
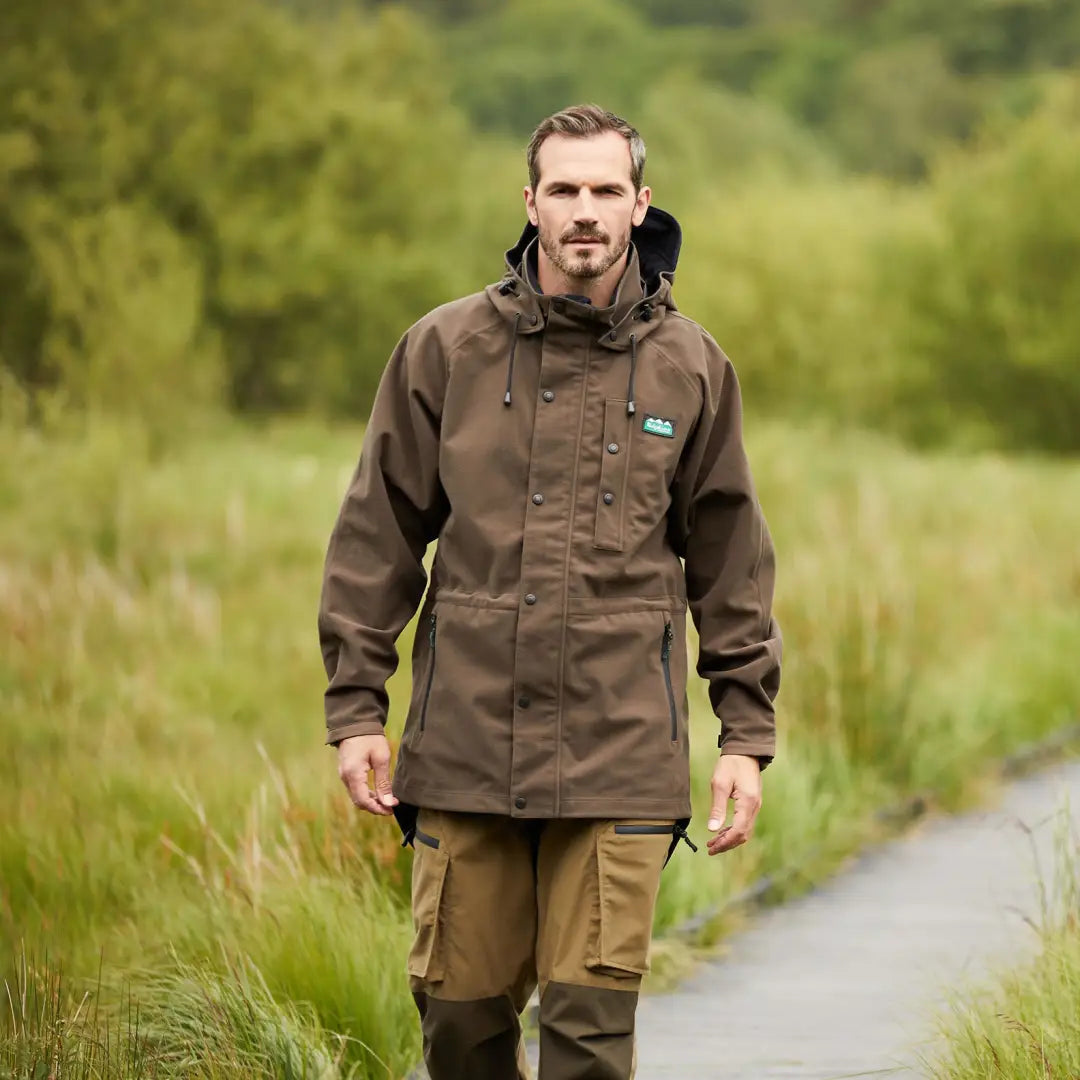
[337,733,399,816]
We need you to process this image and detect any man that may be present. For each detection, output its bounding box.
[318,105,781,1080]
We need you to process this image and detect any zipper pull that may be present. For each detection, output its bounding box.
[674,824,698,853]
[661,621,673,661]
[429,612,437,647]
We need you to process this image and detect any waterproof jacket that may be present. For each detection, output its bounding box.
[318,206,781,823]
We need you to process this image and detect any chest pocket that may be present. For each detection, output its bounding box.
[594,398,633,551]
[594,397,687,553]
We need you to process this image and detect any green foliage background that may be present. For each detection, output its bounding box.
[2,0,1079,449]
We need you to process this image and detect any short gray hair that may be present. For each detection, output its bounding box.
[527,104,646,193]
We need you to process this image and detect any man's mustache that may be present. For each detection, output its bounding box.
[560,227,609,244]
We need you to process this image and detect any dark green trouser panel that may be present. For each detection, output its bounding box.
[413,991,529,1080]
[538,981,638,1080]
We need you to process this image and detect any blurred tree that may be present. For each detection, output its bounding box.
[827,40,980,177]
[3,0,1079,448]
[0,0,220,426]
[0,0,469,421]
[390,0,504,20]
[754,33,853,126]
[639,78,837,211]
[446,0,661,134]
[889,77,1080,451]
[622,0,753,27]
[876,0,1080,74]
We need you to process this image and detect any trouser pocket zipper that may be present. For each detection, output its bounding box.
[419,612,437,732]
[661,620,677,742]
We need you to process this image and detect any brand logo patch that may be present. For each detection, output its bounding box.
[642,414,675,438]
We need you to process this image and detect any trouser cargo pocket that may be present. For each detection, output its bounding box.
[587,821,674,978]
[407,814,451,982]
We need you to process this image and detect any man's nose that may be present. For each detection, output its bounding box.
[573,190,598,222]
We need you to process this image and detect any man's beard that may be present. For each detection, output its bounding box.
[537,217,632,282]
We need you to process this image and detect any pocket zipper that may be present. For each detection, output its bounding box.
[614,824,675,835]
[661,620,678,742]
[419,612,437,732]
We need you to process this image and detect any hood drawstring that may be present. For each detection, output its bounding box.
[622,302,651,416]
[503,311,522,406]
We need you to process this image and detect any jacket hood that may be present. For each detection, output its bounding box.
[484,205,683,415]
[487,206,682,349]
[503,204,682,299]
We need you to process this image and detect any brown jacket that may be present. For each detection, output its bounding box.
[318,207,781,829]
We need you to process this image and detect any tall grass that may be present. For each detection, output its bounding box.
[923,808,1080,1079]
[2,414,1078,1076]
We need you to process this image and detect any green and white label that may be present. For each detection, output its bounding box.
[642,414,675,438]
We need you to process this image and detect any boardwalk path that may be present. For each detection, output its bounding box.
[631,758,1080,1079]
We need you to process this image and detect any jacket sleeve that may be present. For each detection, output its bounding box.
[669,339,782,768]
[317,325,449,747]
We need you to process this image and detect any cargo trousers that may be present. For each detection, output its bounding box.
[404,807,686,1080]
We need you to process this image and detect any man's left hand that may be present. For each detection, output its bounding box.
[705,753,762,856]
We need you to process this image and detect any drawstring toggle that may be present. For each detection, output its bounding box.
[503,312,522,406]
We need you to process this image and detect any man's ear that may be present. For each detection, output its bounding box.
[524,186,539,227]
[632,185,652,227]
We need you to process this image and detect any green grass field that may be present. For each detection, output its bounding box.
[2,413,1079,1079]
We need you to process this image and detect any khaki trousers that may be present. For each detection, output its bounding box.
[406,808,676,1080]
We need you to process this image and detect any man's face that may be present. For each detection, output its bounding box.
[525,131,650,284]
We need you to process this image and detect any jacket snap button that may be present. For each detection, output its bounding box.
[517,695,531,709]
[532,493,544,505]
[542,390,555,402]
[607,442,619,454]
[514,795,527,810]
[608,330,617,341]
[530,315,538,325]
[603,492,615,505]
[524,593,537,605]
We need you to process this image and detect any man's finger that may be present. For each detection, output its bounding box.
[345,771,386,814]
[707,775,734,831]
[371,748,399,808]
[707,792,759,853]
[340,758,391,816]
[352,778,393,815]
[709,825,748,853]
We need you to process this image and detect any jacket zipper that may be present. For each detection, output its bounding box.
[661,620,677,742]
[419,612,437,732]
[614,824,675,835]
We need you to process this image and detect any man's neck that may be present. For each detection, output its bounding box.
[536,247,629,308]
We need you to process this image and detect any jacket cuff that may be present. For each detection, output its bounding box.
[717,737,775,772]
[326,719,387,747]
